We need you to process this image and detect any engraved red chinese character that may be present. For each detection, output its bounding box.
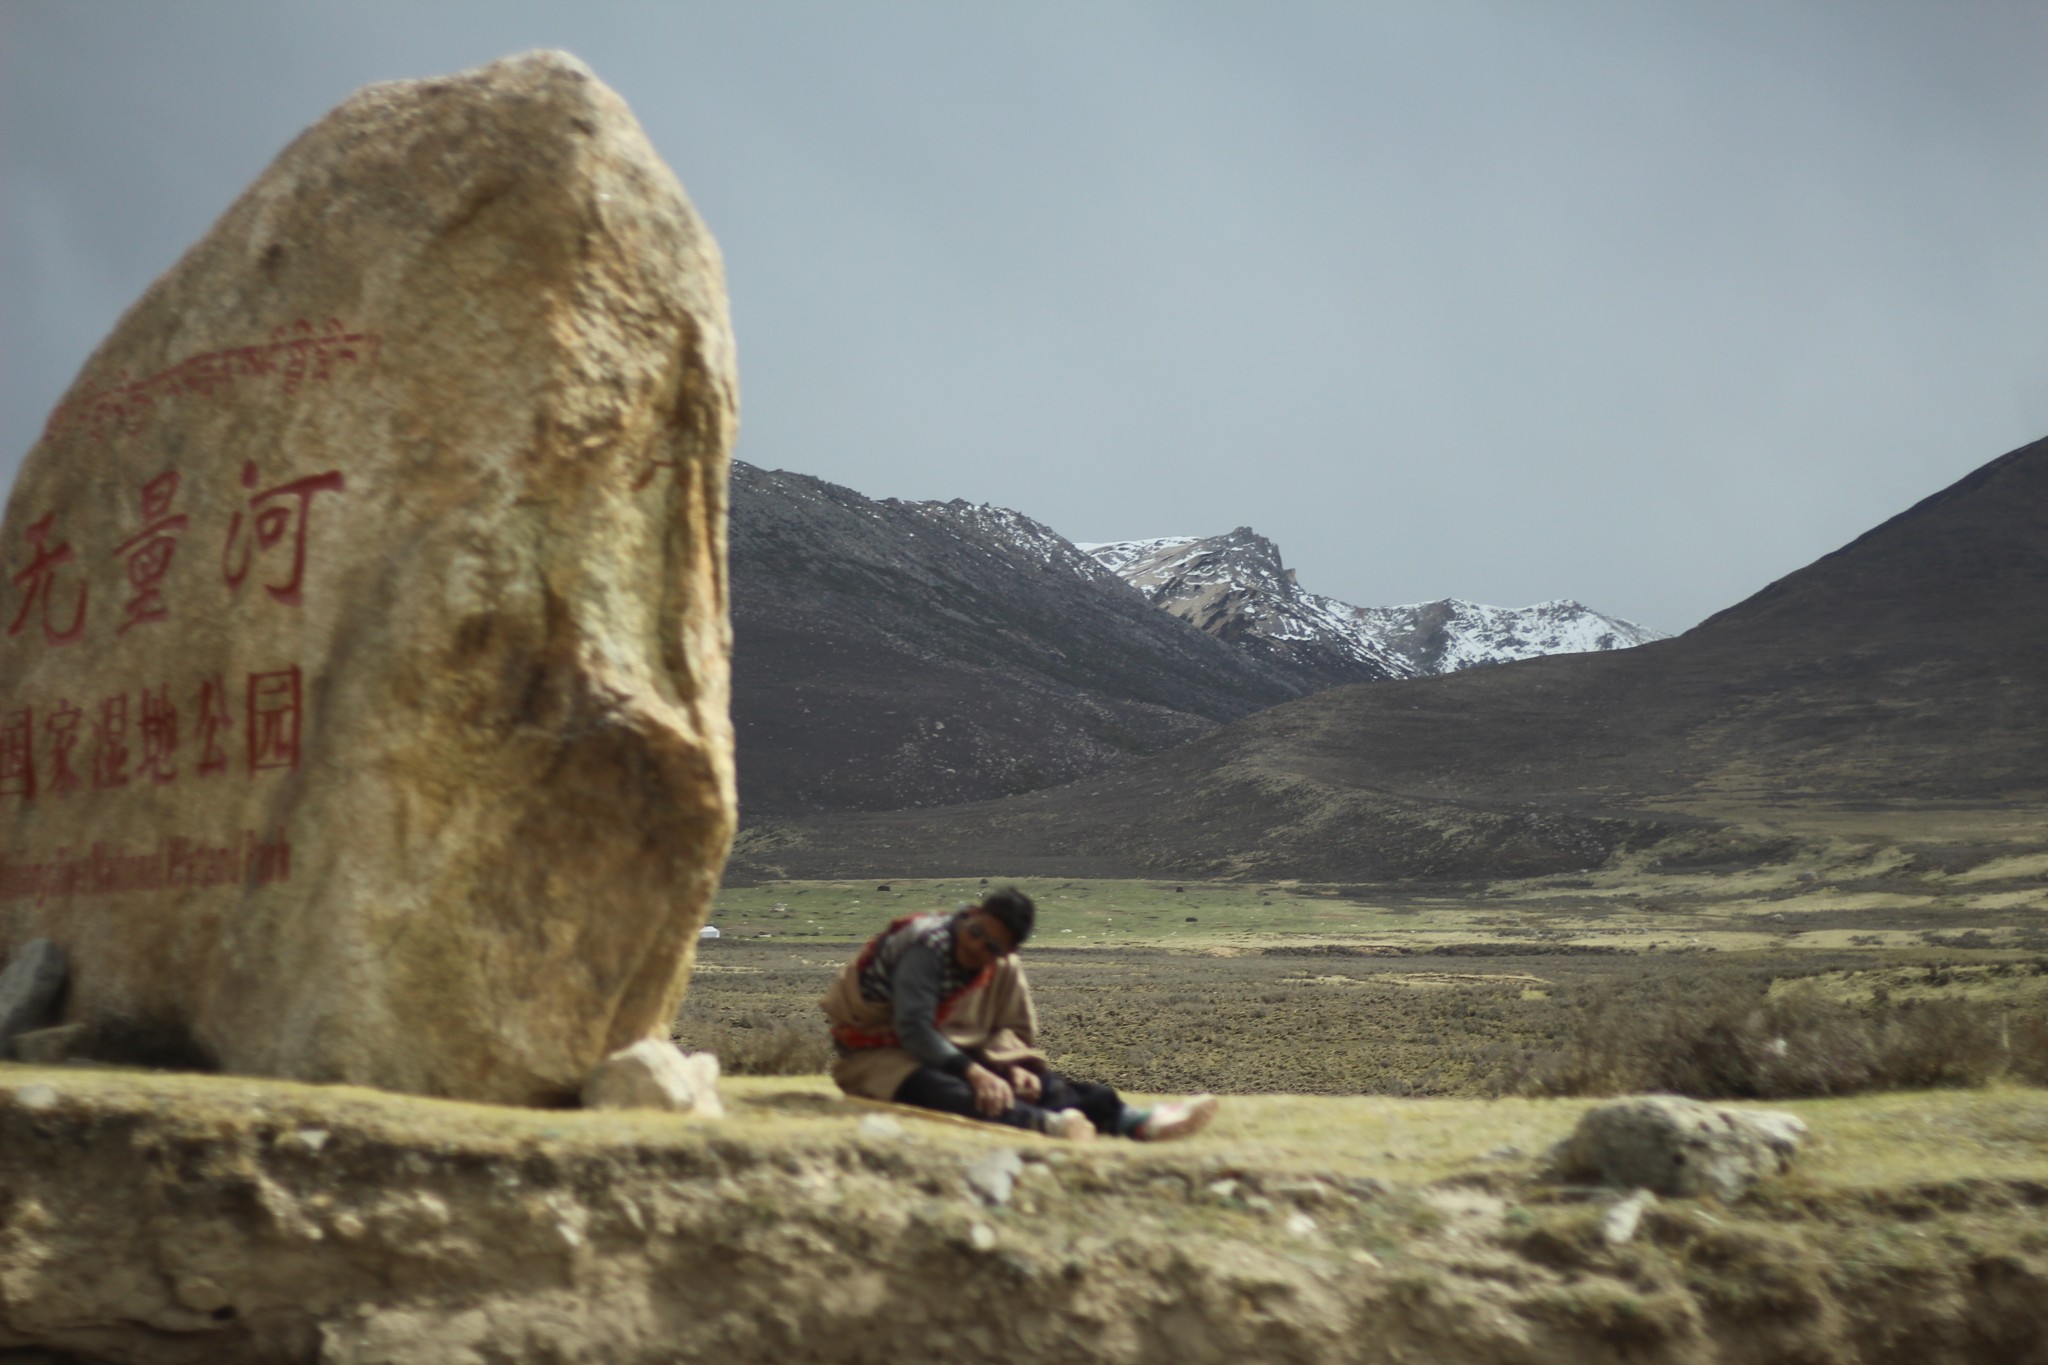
[222,462,345,606]
[247,666,302,773]
[8,512,89,646]
[113,471,190,632]
[91,693,130,789]
[196,675,232,777]
[0,708,34,800]
[44,699,83,797]
[138,685,179,784]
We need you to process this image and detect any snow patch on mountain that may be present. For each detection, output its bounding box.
[1352,598,1666,674]
[1081,529,1665,678]
[1077,530,1413,681]
[1081,536,1200,577]
[903,498,1124,585]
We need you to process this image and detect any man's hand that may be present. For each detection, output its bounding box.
[1008,1066,1043,1102]
[964,1062,1014,1116]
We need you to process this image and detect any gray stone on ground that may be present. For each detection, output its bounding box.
[1545,1095,1807,1200]
[0,940,67,1050]
[581,1040,724,1117]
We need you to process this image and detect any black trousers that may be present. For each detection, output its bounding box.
[893,1065,1132,1137]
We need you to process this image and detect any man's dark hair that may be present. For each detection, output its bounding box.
[979,887,1035,947]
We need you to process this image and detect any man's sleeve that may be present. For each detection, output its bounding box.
[891,944,972,1075]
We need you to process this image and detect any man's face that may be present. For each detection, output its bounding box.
[954,909,1016,972]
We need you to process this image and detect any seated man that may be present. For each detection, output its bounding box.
[821,887,1216,1141]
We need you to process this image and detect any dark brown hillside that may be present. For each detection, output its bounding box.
[731,434,2048,881]
[728,463,1319,817]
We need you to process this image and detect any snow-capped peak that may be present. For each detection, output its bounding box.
[1084,532,1666,678]
[1073,536,1199,576]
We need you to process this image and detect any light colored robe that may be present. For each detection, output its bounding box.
[820,948,1048,1101]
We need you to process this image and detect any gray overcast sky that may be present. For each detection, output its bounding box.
[5,2,2047,633]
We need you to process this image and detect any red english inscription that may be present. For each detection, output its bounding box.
[223,462,346,606]
[0,829,293,905]
[7,513,89,647]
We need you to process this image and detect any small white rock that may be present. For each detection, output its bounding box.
[1602,1189,1655,1246]
[14,1083,57,1112]
[581,1039,724,1116]
[1283,1211,1318,1238]
[857,1114,905,1140]
[968,1222,998,1252]
[964,1149,1025,1207]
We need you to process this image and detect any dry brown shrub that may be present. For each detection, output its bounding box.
[2006,1012,2048,1086]
[1499,976,2021,1099]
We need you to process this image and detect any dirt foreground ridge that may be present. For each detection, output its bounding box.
[1,1068,2044,1363]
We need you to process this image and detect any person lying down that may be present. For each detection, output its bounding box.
[821,887,1217,1141]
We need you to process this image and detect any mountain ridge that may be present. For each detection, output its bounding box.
[731,432,2048,882]
[727,462,1320,818]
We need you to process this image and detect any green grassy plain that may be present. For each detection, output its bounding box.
[46,1059,2027,1198]
[724,1075,2048,1191]
[707,875,1396,949]
[689,864,2048,1100]
[706,852,2048,955]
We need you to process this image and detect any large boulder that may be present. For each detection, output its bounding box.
[1545,1095,1808,1200]
[0,51,737,1104]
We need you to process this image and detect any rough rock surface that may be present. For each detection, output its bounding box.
[1544,1095,1808,1199]
[581,1039,724,1116]
[0,939,66,1049]
[0,52,737,1103]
